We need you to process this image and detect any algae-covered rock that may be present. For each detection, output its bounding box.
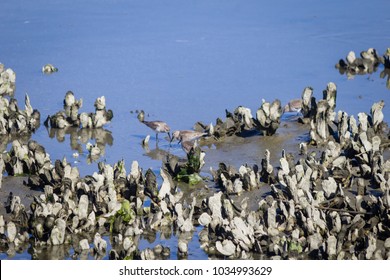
[109,199,135,233]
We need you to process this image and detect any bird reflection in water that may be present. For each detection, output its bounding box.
[141,135,172,162]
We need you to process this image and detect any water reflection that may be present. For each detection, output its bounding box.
[1,0,390,262]
[335,48,390,90]
[337,65,390,90]
[142,143,172,162]
[0,89,40,152]
[380,69,390,89]
[336,59,381,77]
[31,244,72,260]
[0,134,32,152]
[46,127,114,163]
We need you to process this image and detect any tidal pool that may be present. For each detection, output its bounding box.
[0,0,389,259]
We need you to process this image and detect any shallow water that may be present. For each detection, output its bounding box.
[1,0,390,259]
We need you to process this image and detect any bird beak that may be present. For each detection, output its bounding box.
[168,132,172,142]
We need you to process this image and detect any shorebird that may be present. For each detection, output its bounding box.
[181,140,196,154]
[171,130,207,143]
[137,110,171,142]
[283,99,302,114]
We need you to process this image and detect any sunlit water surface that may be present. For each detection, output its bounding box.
[0,0,389,259]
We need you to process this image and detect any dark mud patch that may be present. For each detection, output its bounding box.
[0,176,42,222]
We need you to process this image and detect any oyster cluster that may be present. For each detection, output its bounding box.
[199,133,390,259]
[197,83,390,259]
[336,47,390,89]
[43,91,114,163]
[0,64,40,143]
[0,93,40,136]
[336,48,384,75]
[0,52,390,260]
[0,150,208,259]
[3,140,51,177]
[193,98,283,140]
[44,91,113,129]
[0,63,16,96]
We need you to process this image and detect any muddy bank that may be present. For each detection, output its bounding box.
[0,176,41,221]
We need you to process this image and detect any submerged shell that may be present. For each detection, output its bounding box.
[216,240,236,256]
